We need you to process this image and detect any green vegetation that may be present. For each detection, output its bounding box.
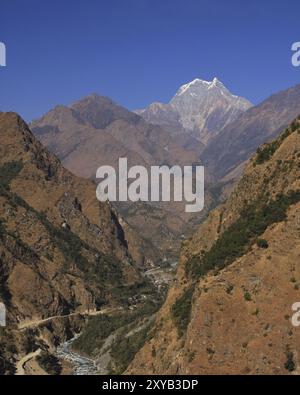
[36,352,62,375]
[256,141,282,165]
[244,292,252,302]
[257,238,269,249]
[72,313,132,356]
[0,167,131,307]
[0,161,23,190]
[171,285,194,338]
[0,218,6,236]
[284,351,296,372]
[4,188,121,284]
[0,329,17,374]
[73,299,160,374]
[226,284,234,294]
[186,190,300,280]
[72,301,159,357]
[187,350,196,362]
[109,320,154,374]
[0,276,10,303]
[110,278,156,305]
[48,219,123,290]
[30,211,127,290]
[0,162,91,275]
[33,211,90,271]
[9,233,39,264]
[255,123,298,165]
[0,176,125,298]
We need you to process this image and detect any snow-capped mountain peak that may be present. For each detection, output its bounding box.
[174,77,231,98]
[135,77,252,145]
[169,78,252,142]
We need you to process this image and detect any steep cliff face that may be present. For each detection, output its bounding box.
[0,112,151,373]
[127,117,300,375]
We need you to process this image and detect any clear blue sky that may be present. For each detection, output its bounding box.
[1,0,300,121]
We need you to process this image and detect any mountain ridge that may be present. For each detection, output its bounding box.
[136,77,252,144]
[0,111,158,374]
[203,83,300,181]
[126,116,300,375]
[30,95,203,263]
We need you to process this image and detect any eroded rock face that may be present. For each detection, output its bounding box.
[0,112,149,371]
[127,118,300,375]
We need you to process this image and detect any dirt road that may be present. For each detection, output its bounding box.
[18,307,121,330]
[16,349,42,375]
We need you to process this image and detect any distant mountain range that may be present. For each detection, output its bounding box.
[31,94,198,178]
[2,78,300,375]
[136,77,252,145]
[31,95,202,263]
[30,80,300,264]
[203,83,300,181]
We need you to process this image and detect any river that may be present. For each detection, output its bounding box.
[56,336,99,375]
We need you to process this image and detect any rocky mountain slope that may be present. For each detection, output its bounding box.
[127,117,300,375]
[0,112,155,374]
[30,95,204,263]
[29,84,300,268]
[136,78,252,145]
[31,94,198,178]
[203,83,300,182]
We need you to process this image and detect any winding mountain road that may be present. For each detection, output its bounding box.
[16,349,42,375]
[18,307,122,330]
[15,307,123,375]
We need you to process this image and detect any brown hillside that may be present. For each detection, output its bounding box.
[127,117,300,375]
[0,112,153,373]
